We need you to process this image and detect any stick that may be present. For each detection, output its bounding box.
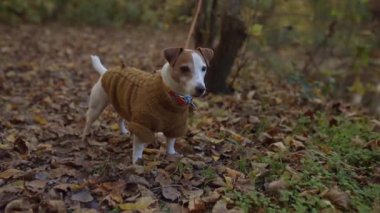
[185,0,203,48]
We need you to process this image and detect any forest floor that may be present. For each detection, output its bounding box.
[0,24,379,212]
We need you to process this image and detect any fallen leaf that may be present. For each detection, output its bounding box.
[13,137,29,154]
[71,189,94,203]
[87,139,107,146]
[0,168,23,179]
[126,174,150,187]
[202,191,220,203]
[119,196,156,211]
[33,114,48,125]
[189,197,205,212]
[269,142,287,152]
[42,200,66,213]
[323,188,350,210]
[5,199,33,213]
[25,180,47,193]
[225,167,245,179]
[266,180,288,194]
[212,199,228,213]
[162,186,181,201]
[193,133,224,144]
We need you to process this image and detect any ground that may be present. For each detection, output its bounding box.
[0,24,379,212]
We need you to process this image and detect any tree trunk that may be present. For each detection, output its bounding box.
[205,0,247,94]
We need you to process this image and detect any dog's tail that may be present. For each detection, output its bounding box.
[90,55,108,75]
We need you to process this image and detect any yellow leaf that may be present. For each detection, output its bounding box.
[119,196,155,211]
[249,24,263,37]
[110,123,119,131]
[5,133,16,143]
[212,155,220,161]
[33,114,48,125]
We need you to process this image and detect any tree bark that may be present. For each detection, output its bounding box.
[205,0,247,94]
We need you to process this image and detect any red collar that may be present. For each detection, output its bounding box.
[168,91,196,109]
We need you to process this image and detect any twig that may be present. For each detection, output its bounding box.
[185,0,203,48]
[302,20,337,74]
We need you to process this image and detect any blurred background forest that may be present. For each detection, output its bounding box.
[1,0,380,115]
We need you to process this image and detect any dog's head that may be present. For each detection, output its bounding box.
[163,47,214,97]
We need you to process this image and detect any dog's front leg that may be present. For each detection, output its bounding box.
[132,135,145,164]
[166,138,177,155]
[119,118,129,135]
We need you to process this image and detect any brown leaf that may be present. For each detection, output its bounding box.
[323,188,350,210]
[269,142,287,152]
[212,199,228,213]
[155,169,172,186]
[225,167,245,179]
[13,137,29,154]
[71,189,94,203]
[189,197,206,213]
[5,199,33,213]
[25,180,47,193]
[266,180,288,194]
[42,200,66,213]
[87,139,107,146]
[0,168,23,179]
[126,174,150,187]
[202,191,220,203]
[162,186,181,201]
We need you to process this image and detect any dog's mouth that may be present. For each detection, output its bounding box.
[193,90,206,97]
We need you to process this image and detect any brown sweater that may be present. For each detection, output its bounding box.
[101,67,189,143]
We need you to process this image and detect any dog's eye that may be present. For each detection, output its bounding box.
[180,65,190,73]
[201,66,207,72]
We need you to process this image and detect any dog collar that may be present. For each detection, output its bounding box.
[168,91,197,109]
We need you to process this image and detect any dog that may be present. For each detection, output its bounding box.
[82,47,214,164]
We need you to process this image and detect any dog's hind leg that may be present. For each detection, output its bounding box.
[82,80,108,140]
[132,135,145,164]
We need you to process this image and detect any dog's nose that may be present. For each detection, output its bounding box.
[195,86,206,95]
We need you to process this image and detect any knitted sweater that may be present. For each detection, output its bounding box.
[101,67,189,143]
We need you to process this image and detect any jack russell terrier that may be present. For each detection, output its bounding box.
[82,47,214,164]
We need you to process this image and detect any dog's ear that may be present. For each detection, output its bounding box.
[163,47,183,67]
[197,47,214,67]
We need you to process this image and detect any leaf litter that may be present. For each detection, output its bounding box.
[0,24,379,212]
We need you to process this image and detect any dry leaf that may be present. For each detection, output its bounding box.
[225,167,245,179]
[188,197,205,213]
[25,180,47,193]
[162,186,181,201]
[212,199,228,213]
[42,200,66,213]
[266,180,288,194]
[323,188,350,210]
[119,196,155,211]
[202,191,221,203]
[71,189,94,203]
[5,199,33,213]
[0,168,23,179]
[269,142,287,152]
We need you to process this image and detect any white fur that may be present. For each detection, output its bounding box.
[133,135,145,163]
[190,52,207,94]
[91,55,108,75]
[166,138,177,154]
[161,52,207,96]
[161,63,189,95]
[119,118,129,135]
